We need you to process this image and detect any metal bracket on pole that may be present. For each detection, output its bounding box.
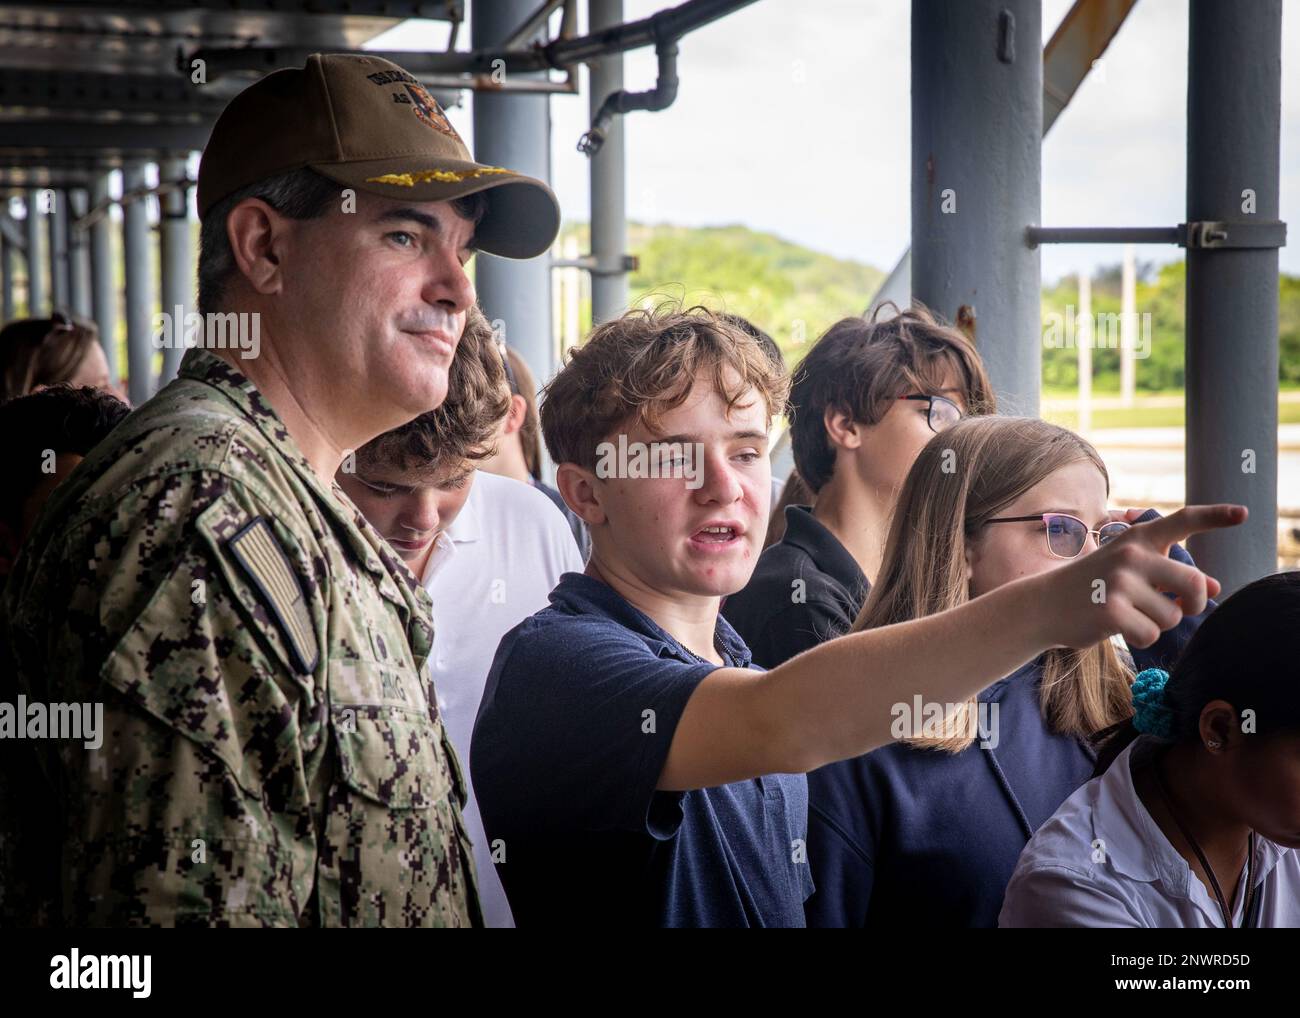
[1179,219,1287,249]
[596,254,639,276]
[551,254,638,275]
[1025,225,1180,246]
[1026,221,1286,249]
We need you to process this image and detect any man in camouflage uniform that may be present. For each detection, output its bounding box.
[0,54,559,926]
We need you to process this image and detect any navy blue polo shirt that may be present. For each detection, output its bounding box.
[471,572,813,927]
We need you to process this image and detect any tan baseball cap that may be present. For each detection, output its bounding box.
[197,53,560,259]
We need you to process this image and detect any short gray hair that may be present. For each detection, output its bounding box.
[197,169,490,315]
[198,167,338,314]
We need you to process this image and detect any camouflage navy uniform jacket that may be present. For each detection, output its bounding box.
[1,349,480,927]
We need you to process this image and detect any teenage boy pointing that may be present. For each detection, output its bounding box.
[471,306,1242,928]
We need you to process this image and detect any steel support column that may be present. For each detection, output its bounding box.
[1,230,14,322]
[589,0,629,324]
[68,188,92,319]
[911,0,1042,415]
[49,189,70,310]
[158,156,193,385]
[90,172,119,386]
[1185,0,1283,591]
[472,0,555,387]
[122,162,155,405]
[25,188,46,316]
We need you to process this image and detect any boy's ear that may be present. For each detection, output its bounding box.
[556,462,606,526]
[823,406,863,451]
[501,394,528,437]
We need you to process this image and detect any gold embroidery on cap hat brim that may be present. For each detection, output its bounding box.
[365,167,514,186]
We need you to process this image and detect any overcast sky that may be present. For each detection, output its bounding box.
[375,0,1300,284]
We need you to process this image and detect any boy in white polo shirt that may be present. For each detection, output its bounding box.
[339,307,582,927]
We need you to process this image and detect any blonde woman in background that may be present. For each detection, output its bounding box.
[0,312,114,402]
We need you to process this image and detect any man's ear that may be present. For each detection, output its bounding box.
[226,197,294,297]
[501,394,528,438]
[823,406,864,451]
[556,462,606,526]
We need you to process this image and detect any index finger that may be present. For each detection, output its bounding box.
[1131,504,1248,553]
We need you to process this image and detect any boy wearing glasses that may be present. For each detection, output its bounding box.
[470,305,1239,927]
[724,305,995,667]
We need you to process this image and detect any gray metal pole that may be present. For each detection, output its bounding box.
[589,0,628,324]
[49,189,70,311]
[68,187,92,319]
[472,0,555,387]
[90,172,119,385]
[122,162,155,405]
[158,156,193,384]
[25,188,46,316]
[911,0,1042,416]
[1185,0,1282,593]
[1,231,14,323]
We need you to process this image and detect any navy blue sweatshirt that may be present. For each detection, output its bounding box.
[804,516,1210,927]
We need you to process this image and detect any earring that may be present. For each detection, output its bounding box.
[1207,739,1222,749]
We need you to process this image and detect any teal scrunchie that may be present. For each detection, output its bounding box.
[1132,668,1176,738]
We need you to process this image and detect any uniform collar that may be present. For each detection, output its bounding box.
[550,572,753,669]
[780,504,868,596]
[1097,737,1287,909]
[179,347,316,473]
[419,531,458,587]
[444,472,482,545]
[178,349,391,579]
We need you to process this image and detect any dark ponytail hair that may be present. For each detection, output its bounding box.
[1092,570,1300,776]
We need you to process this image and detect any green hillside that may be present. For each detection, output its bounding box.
[559,221,885,364]
[1042,260,1300,392]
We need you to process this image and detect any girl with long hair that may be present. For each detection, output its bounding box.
[805,416,1212,927]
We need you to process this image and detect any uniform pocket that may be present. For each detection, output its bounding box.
[331,702,452,808]
[328,657,452,808]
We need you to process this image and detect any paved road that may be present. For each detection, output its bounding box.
[1092,427,1300,514]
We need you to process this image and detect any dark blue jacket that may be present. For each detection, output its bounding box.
[805,518,1209,928]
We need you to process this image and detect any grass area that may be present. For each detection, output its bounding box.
[1044,400,1300,431]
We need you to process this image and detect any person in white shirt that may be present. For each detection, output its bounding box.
[1001,570,1300,928]
[339,306,582,927]
[477,344,590,561]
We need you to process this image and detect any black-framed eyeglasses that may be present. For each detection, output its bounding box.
[983,512,1130,559]
[899,393,963,433]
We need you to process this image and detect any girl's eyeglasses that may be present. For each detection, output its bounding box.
[983,512,1131,559]
[899,393,963,433]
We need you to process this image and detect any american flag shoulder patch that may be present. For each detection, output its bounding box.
[226,516,319,675]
